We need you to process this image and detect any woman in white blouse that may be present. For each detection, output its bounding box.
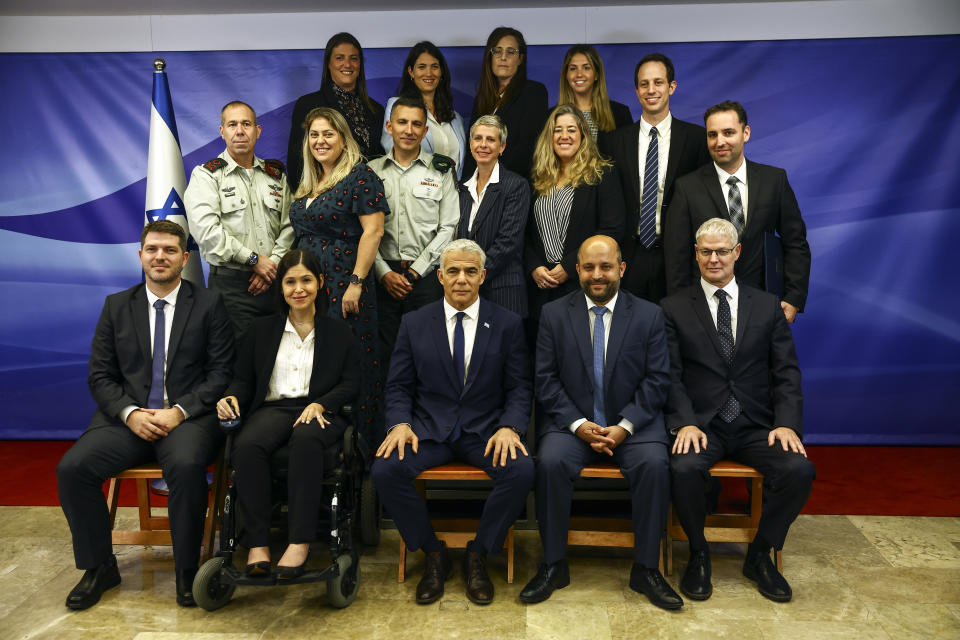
[216,249,359,580]
[381,41,466,178]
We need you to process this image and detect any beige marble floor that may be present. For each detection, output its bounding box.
[2,507,959,639]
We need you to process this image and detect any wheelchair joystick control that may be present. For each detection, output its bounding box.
[220,398,241,430]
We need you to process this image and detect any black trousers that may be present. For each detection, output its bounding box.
[371,432,534,554]
[670,414,817,551]
[622,239,666,304]
[535,430,670,568]
[57,414,223,570]
[231,402,347,547]
[208,266,277,338]
[375,271,443,376]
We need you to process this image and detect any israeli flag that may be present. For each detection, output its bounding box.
[145,58,203,284]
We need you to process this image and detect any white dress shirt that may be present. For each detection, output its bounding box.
[120,282,186,423]
[714,158,749,227]
[569,292,635,435]
[443,297,481,381]
[427,110,462,171]
[636,112,672,235]
[700,277,740,340]
[463,162,501,233]
[264,318,315,402]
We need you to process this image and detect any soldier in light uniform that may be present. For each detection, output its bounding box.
[185,100,294,336]
[367,96,459,373]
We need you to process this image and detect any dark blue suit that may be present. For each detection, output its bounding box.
[535,289,671,567]
[458,164,530,317]
[371,298,533,554]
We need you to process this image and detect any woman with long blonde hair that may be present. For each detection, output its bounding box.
[288,106,387,441]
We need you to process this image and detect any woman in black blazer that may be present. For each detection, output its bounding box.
[554,44,634,141]
[458,114,531,317]
[463,26,548,181]
[524,104,625,328]
[217,249,359,580]
[286,32,385,192]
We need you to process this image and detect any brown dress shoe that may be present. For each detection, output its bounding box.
[416,542,452,604]
[463,549,493,605]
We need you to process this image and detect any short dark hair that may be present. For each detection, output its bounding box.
[704,100,748,127]
[634,53,675,87]
[389,95,428,121]
[220,101,257,125]
[140,220,186,251]
[276,249,330,318]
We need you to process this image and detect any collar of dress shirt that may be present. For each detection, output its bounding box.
[464,162,501,202]
[443,296,481,323]
[639,111,672,138]
[700,276,739,304]
[583,290,619,314]
[145,280,182,309]
[282,316,316,341]
[714,155,748,185]
[386,148,430,170]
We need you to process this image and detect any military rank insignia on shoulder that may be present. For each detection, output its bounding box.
[431,154,454,175]
[264,159,286,180]
[203,157,227,172]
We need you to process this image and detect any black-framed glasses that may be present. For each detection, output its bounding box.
[696,248,735,258]
[490,47,520,58]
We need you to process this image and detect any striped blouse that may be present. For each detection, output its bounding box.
[533,185,575,264]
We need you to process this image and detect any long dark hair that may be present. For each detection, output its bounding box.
[321,32,377,114]
[397,41,455,124]
[276,249,330,318]
[475,26,528,117]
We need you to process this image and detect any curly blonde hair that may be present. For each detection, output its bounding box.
[531,104,611,196]
[294,107,363,198]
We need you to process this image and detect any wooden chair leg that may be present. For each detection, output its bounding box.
[658,537,664,575]
[106,478,121,528]
[136,478,152,529]
[506,527,514,584]
[398,541,407,583]
[775,549,783,572]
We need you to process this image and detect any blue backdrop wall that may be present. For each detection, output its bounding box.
[1,34,958,443]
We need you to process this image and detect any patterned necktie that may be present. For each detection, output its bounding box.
[726,175,745,237]
[715,290,741,422]
[638,126,659,248]
[147,299,168,409]
[591,305,608,424]
[453,311,466,387]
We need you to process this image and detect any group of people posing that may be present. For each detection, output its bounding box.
[55,26,814,615]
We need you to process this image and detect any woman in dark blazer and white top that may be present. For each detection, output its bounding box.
[217,249,359,580]
[458,114,531,317]
[463,26,548,181]
[524,104,625,327]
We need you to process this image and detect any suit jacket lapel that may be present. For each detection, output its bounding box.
[430,304,460,392]
[462,301,492,396]
[664,122,684,197]
[702,164,728,218]
[691,286,727,362]
[734,283,752,355]
[744,161,759,238]
[566,294,595,393]
[166,281,193,369]
[624,123,642,205]
[131,285,151,365]
[604,294,632,391]
[468,182,502,239]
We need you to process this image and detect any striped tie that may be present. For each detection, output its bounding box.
[638,127,659,249]
[726,175,745,236]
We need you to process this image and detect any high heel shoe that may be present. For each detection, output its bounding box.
[276,557,309,581]
[245,561,271,577]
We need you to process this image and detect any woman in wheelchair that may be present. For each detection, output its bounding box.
[216,249,359,580]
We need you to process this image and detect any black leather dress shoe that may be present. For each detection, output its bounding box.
[245,561,272,577]
[416,542,452,604]
[463,549,494,605]
[176,568,198,607]
[66,555,121,610]
[743,549,792,602]
[629,564,683,610]
[519,560,570,604]
[277,557,309,581]
[680,550,712,600]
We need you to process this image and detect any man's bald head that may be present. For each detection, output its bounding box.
[576,235,625,305]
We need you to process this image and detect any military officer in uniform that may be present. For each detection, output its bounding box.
[368,96,459,371]
[185,100,295,336]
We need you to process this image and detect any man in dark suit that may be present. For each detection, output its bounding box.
[56,220,234,610]
[662,217,815,603]
[601,53,710,303]
[371,239,533,606]
[664,100,811,323]
[520,235,681,610]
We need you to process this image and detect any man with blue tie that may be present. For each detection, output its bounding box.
[371,239,533,606]
[57,220,234,610]
[520,234,681,609]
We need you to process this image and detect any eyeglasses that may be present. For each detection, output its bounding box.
[696,248,735,258]
[490,47,520,58]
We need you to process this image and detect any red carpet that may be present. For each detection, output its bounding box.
[0,442,957,516]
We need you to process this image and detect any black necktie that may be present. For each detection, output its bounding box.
[715,290,741,422]
[147,299,167,409]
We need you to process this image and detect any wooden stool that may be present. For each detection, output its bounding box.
[106,453,226,563]
[567,463,664,574]
[397,463,515,583]
[666,459,782,573]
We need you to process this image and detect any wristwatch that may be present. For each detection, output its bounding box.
[246,252,259,267]
[349,273,365,285]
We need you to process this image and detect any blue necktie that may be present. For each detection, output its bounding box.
[147,299,167,409]
[726,175,745,237]
[453,311,466,387]
[638,126,659,248]
[715,290,741,422]
[591,305,607,424]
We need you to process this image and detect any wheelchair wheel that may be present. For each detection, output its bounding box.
[359,474,381,547]
[193,557,236,611]
[326,553,360,608]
